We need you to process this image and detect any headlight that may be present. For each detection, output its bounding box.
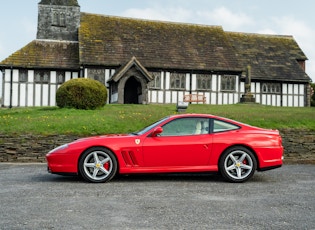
[48,144,69,154]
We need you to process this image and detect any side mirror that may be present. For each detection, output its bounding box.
[151,126,163,137]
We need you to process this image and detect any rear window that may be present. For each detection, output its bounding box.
[213,119,240,133]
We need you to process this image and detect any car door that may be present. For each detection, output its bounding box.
[142,117,212,167]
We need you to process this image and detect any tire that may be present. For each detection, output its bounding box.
[219,146,257,183]
[79,147,117,183]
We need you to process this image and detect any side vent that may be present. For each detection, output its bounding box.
[121,150,139,167]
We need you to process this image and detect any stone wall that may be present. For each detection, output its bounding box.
[280,129,315,164]
[0,134,78,162]
[0,129,314,163]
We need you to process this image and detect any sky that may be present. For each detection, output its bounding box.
[0,0,314,95]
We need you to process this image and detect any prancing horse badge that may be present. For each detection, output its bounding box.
[135,139,140,145]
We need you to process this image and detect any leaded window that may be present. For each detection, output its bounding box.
[59,12,66,26]
[88,69,105,85]
[148,72,161,89]
[221,75,236,91]
[34,70,50,84]
[19,70,28,82]
[170,73,186,90]
[57,72,65,84]
[262,83,281,94]
[52,11,59,25]
[52,10,66,27]
[197,74,212,90]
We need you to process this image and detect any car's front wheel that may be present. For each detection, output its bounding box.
[79,147,117,183]
[219,146,257,183]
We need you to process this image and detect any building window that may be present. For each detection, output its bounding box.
[43,73,49,83]
[87,69,105,85]
[57,72,65,84]
[52,11,59,25]
[197,74,212,90]
[34,70,50,84]
[52,10,66,27]
[262,83,281,94]
[148,72,161,89]
[19,70,28,82]
[35,72,41,83]
[170,73,186,90]
[59,12,66,26]
[221,75,236,91]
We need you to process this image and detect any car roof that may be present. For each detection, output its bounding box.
[169,113,249,127]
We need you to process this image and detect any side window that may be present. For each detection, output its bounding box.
[170,73,186,90]
[161,118,209,136]
[221,75,236,91]
[148,72,162,89]
[213,119,239,133]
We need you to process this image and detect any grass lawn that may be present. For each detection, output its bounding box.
[0,104,314,136]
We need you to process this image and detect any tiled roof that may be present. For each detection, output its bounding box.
[79,13,241,72]
[0,40,79,69]
[227,32,310,82]
[0,11,310,83]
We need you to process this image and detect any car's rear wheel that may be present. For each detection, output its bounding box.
[79,147,117,183]
[219,146,257,183]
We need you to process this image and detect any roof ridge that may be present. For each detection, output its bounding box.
[226,31,294,39]
[35,39,79,44]
[80,12,223,29]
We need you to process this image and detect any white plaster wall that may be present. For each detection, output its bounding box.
[165,72,170,90]
[20,84,27,107]
[191,74,196,91]
[50,85,56,106]
[165,91,171,103]
[171,91,177,103]
[27,84,34,107]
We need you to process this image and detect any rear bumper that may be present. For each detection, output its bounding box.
[256,146,283,169]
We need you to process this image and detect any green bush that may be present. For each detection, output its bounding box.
[56,78,107,110]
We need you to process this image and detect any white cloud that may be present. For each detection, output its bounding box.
[196,7,254,30]
[122,7,192,22]
[122,6,255,30]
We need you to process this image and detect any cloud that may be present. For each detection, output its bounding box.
[123,6,254,31]
[122,7,192,22]
[196,7,254,30]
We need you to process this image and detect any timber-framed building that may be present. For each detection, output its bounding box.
[0,0,312,107]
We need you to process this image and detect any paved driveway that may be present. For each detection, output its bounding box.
[0,163,314,230]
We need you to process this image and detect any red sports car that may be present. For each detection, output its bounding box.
[46,114,283,183]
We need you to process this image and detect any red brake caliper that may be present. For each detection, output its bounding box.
[103,162,110,170]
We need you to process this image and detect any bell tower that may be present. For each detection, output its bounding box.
[37,0,80,41]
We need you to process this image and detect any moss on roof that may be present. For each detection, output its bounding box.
[39,0,79,6]
[79,13,241,72]
[0,40,79,69]
[0,10,310,83]
[227,32,310,82]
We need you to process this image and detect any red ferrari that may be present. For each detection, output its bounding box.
[46,114,283,183]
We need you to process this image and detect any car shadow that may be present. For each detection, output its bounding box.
[36,172,226,183]
[112,172,225,183]
[36,171,271,184]
[32,166,272,183]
